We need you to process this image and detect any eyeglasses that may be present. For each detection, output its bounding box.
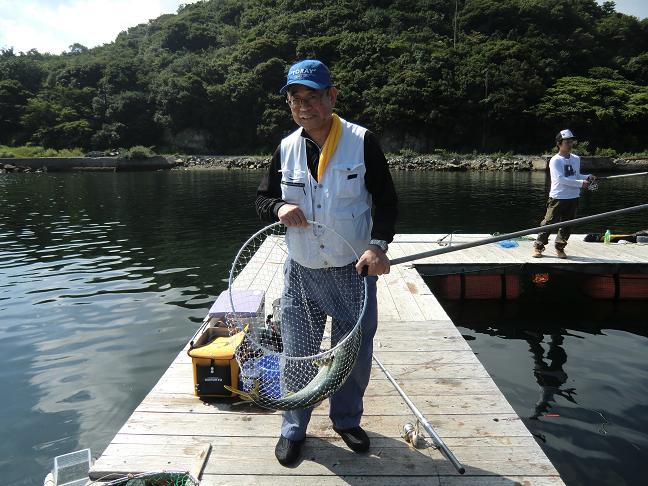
[286,89,328,108]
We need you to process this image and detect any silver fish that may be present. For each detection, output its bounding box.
[225,328,361,410]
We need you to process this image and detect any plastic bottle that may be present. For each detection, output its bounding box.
[604,229,611,244]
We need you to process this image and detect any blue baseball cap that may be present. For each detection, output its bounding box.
[279,60,332,94]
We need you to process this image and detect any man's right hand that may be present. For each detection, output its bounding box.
[278,204,308,227]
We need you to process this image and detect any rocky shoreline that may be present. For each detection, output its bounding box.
[172,154,545,171]
[2,154,647,174]
[171,154,648,172]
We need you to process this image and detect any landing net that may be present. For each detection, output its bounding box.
[227,221,367,410]
[99,471,198,485]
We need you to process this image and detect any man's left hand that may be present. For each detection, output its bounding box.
[356,247,390,276]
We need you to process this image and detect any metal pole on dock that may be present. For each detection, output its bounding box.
[390,202,648,266]
[373,355,466,474]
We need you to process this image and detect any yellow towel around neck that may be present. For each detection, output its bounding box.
[317,113,342,181]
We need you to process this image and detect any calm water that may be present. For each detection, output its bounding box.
[0,170,646,485]
[436,276,648,486]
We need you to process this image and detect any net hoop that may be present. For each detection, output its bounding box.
[226,220,368,409]
[228,221,368,360]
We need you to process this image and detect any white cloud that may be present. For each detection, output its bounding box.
[597,0,648,19]
[0,0,201,54]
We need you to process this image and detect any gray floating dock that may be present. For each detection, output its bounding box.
[90,234,647,484]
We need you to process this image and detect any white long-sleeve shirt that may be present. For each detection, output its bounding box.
[548,153,590,199]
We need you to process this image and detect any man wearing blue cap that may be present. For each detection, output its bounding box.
[532,129,596,259]
[256,59,398,466]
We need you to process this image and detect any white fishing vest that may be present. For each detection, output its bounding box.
[280,118,372,269]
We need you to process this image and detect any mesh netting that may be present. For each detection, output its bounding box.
[100,471,198,485]
[226,221,367,410]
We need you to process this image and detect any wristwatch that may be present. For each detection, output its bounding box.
[369,239,388,252]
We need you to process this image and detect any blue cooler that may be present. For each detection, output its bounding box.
[258,354,281,399]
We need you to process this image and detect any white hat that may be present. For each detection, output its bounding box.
[556,129,575,142]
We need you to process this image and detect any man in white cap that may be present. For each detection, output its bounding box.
[256,59,398,466]
[532,129,596,258]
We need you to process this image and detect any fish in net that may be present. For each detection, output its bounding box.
[224,221,367,410]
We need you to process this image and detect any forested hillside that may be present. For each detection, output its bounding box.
[1,0,647,154]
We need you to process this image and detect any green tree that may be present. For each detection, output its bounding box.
[532,76,648,151]
[0,79,31,144]
[21,86,94,149]
[0,0,647,153]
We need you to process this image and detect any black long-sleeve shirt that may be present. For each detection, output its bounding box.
[255,129,398,242]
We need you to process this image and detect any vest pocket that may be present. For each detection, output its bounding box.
[333,163,365,198]
[280,171,306,204]
[330,202,371,257]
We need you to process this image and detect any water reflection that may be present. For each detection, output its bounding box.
[0,171,262,485]
[525,332,577,420]
[1,169,647,485]
[439,295,648,486]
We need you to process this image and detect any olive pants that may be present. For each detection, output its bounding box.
[534,197,579,251]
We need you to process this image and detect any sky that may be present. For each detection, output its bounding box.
[596,0,648,19]
[0,0,646,55]
[0,0,201,54]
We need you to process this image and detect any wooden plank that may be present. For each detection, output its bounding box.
[91,435,556,478]
[373,336,471,351]
[198,475,564,486]
[90,433,559,483]
[97,435,551,456]
[137,392,514,415]
[375,320,465,335]
[382,242,426,321]
[152,372,503,396]
[156,360,490,382]
[394,263,451,321]
[373,349,482,365]
[370,363,490,379]
[115,411,531,439]
[177,348,482,368]
[376,277,399,320]
[103,433,547,448]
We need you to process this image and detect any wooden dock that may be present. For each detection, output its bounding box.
[90,234,647,485]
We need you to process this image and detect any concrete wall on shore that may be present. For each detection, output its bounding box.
[0,156,176,172]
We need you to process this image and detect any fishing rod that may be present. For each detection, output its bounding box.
[373,355,466,474]
[388,202,648,266]
[365,202,647,474]
[588,172,648,191]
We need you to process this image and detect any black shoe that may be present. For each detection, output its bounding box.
[333,426,370,452]
[275,435,304,466]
